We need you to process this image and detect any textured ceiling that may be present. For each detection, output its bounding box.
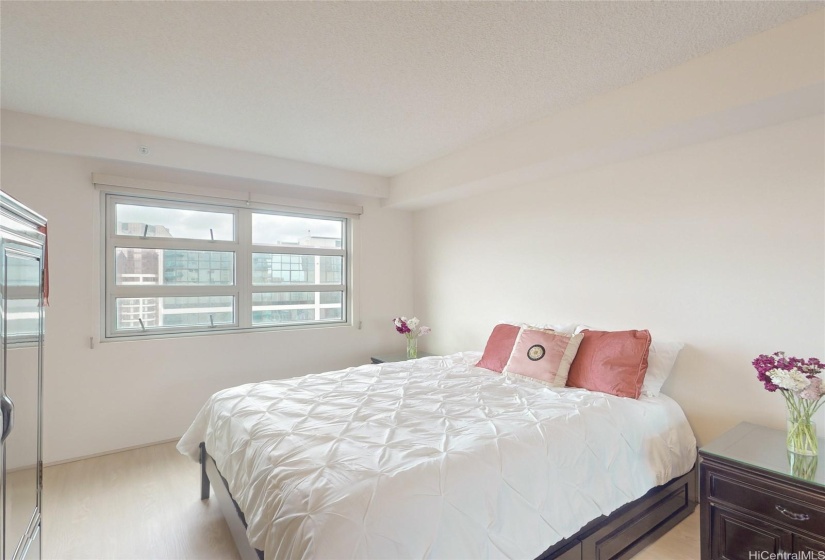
[1,1,822,176]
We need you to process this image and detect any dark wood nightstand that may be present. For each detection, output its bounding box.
[370,352,434,364]
[699,422,825,559]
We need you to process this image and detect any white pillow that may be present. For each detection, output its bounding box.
[642,339,684,397]
[573,325,683,397]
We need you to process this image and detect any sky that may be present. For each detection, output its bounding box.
[116,204,342,245]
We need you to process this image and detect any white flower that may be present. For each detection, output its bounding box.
[407,317,420,330]
[800,377,823,401]
[418,326,432,336]
[768,368,811,392]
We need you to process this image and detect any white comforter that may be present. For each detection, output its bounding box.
[178,352,696,560]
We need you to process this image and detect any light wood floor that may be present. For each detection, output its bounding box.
[44,441,699,559]
[44,442,240,560]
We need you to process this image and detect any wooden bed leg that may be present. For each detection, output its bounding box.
[199,442,210,500]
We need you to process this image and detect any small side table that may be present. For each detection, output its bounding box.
[370,352,434,364]
[699,422,825,559]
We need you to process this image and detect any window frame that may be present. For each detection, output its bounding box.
[102,192,351,340]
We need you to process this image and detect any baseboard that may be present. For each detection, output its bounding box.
[44,437,181,468]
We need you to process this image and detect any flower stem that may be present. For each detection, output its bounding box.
[786,391,819,456]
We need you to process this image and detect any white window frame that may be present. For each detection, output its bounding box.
[102,191,352,340]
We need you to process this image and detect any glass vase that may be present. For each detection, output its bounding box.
[787,416,818,456]
[787,451,818,480]
[406,336,418,359]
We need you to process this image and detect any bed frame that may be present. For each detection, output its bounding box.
[199,443,696,560]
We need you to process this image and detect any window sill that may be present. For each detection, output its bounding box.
[99,320,354,344]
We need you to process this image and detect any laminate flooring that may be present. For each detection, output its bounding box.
[44,442,240,560]
[44,441,699,559]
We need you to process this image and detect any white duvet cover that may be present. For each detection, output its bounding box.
[178,352,696,560]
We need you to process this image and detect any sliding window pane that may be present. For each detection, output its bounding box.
[116,296,235,330]
[252,291,343,325]
[115,203,234,241]
[114,248,234,286]
[252,254,342,285]
[252,214,342,249]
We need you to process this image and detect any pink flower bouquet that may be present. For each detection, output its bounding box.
[753,351,823,456]
[393,316,430,359]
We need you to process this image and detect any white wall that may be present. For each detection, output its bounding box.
[413,115,825,446]
[2,147,414,464]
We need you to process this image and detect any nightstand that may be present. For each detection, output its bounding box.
[699,422,825,559]
[370,352,434,364]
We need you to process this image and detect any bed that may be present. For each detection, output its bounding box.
[178,351,697,560]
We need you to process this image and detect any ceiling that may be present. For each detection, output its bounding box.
[1,1,822,177]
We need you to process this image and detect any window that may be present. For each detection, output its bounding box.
[103,194,349,338]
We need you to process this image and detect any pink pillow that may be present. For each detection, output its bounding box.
[476,324,521,373]
[503,328,584,387]
[567,330,652,399]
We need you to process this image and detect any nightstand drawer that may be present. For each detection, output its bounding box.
[710,504,790,559]
[708,469,825,534]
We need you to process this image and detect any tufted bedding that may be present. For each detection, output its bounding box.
[178,351,696,559]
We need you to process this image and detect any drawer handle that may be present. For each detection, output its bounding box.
[775,504,810,522]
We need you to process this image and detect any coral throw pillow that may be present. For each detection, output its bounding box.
[567,329,652,399]
[476,323,521,373]
[503,328,584,387]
